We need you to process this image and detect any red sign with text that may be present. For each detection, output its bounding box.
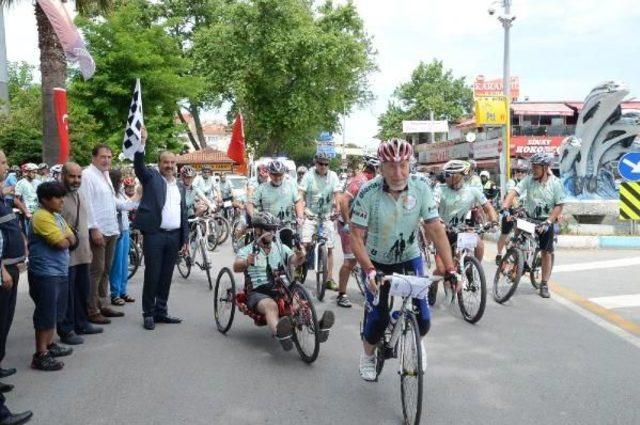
[474,75,520,101]
[510,136,564,157]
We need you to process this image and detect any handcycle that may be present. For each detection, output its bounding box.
[366,273,443,425]
[493,209,555,303]
[176,217,214,290]
[431,222,491,324]
[213,233,324,363]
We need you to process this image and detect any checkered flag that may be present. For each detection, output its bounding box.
[122,79,144,160]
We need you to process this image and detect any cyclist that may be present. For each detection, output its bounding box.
[232,212,334,350]
[193,165,221,205]
[298,152,341,291]
[350,139,458,381]
[248,164,269,199]
[480,170,499,200]
[49,164,63,182]
[14,163,40,226]
[296,166,308,185]
[496,163,528,265]
[501,152,565,298]
[437,160,498,261]
[180,166,214,218]
[336,154,379,308]
[247,160,303,246]
[219,174,233,201]
[36,163,50,186]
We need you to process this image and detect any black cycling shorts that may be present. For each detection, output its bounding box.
[537,225,555,253]
[501,215,515,235]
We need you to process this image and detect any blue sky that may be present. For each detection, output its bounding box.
[3,0,640,149]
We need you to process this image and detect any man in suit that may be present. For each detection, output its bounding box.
[134,128,189,330]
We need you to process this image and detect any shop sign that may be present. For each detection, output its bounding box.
[471,138,501,159]
[418,141,469,163]
[191,163,234,171]
[510,136,564,156]
[474,75,520,101]
[475,95,508,126]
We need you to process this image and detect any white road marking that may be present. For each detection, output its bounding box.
[552,293,640,350]
[552,257,640,273]
[589,294,640,309]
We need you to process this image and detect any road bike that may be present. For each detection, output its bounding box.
[493,210,554,303]
[296,211,332,301]
[176,217,214,290]
[367,273,443,425]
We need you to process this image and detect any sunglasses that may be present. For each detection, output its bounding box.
[317,162,330,167]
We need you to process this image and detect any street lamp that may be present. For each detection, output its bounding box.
[0,7,9,114]
[489,0,516,199]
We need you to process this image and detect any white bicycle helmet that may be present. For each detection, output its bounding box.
[479,170,490,179]
[377,138,413,163]
[442,160,471,176]
[530,152,554,166]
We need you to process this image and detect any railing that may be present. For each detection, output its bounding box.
[511,125,576,137]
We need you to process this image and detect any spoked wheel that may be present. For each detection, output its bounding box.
[199,239,214,290]
[493,248,523,304]
[213,267,236,333]
[400,313,423,425]
[315,245,328,301]
[457,256,487,324]
[206,219,220,251]
[127,238,140,280]
[352,264,365,296]
[289,282,320,363]
[176,251,191,279]
[215,216,230,244]
[530,250,554,289]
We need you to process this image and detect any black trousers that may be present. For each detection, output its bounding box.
[57,264,92,336]
[142,230,180,318]
[0,264,19,364]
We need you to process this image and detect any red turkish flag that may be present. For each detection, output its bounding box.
[227,112,246,165]
[54,88,70,163]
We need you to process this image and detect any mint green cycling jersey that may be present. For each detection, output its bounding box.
[514,174,566,219]
[183,185,206,216]
[350,174,439,265]
[251,181,300,223]
[438,184,488,226]
[298,168,340,216]
[237,241,292,289]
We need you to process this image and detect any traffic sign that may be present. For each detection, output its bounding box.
[619,182,640,220]
[618,152,640,182]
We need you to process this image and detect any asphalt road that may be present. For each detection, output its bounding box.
[3,240,640,425]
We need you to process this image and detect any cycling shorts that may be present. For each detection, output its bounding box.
[537,223,555,253]
[301,218,335,248]
[361,257,431,346]
[501,215,515,235]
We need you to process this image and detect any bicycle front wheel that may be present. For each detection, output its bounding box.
[200,239,213,290]
[457,256,487,324]
[316,245,328,301]
[530,250,554,289]
[216,216,230,244]
[213,267,236,333]
[400,312,423,425]
[176,251,191,279]
[127,238,140,280]
[290,283,320,363]
[206,220,220,251]
[493,248,523,304]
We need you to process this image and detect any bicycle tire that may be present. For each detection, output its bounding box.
[127,238,140,280]
[530,250,554,289]
[316,245,328,301]
[176,251,191,279]
[457,256,487,324]
[493,247,523,304]
[213,267,236,333]
[400,312,423,425]
[200,239,213,290]
[290,282,320,363]
[216,216,230,244]
[206,219,219,252]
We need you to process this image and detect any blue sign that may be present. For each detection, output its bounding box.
[618,152,640,182]
[318,132,333,142]
[316,141,336,158]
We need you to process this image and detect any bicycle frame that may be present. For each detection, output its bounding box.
[187,217,211,268]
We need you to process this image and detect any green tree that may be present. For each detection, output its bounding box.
[377,59,473,140]
[193,0,376,155]
[0,0,113,165]
[70,0,198,157]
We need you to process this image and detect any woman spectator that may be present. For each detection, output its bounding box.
[108,170,139,306]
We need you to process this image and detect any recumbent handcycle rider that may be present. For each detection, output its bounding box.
[233,212,335,351]
[349,138,459,381]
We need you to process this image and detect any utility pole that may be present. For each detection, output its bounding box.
[0,7,9,114]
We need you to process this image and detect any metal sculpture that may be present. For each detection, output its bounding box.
[559,81,640,199]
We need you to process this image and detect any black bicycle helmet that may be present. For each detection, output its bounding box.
[268,160,287,175]
[251,212,280,231]
[181,165,196,178]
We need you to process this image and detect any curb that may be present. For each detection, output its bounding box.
[484,233,640,249]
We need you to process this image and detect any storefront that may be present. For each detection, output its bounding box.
[175,147,242,174]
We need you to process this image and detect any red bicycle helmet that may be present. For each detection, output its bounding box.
[377,138,413,163]
[123,177,136,187]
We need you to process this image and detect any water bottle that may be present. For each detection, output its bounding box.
[390,310,401,326]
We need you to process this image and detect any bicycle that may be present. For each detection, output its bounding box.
[367,273,443,425]
[493,209,554,303]
[127,230,143,280]
[417,224,433,271]
[431,223,490,324]
[296,211,332,302]
[176,217,214,290]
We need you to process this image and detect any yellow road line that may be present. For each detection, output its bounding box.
[549,281,640,337]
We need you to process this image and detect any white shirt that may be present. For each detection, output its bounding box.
[161,177,181,230]
[80,164,119,236]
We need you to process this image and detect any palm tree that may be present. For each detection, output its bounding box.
[0,0,111,164]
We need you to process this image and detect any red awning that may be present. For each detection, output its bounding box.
[511,103,574,116]
[567,101,640,112]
